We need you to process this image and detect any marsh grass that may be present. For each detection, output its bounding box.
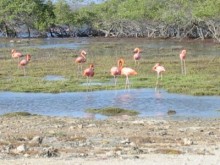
[2,112,33,117]
[0,41,220,95]
[86,107,139,116]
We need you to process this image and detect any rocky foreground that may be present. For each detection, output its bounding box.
[0,115,219,164]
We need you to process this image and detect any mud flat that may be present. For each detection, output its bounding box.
[0,115,219,165]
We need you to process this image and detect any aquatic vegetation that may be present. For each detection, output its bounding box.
[2,112,33,117]
[86,107,139,116]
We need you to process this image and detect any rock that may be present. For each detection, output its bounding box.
[121,139,130,144]
[208,131,214,135]
[41,147,59,158]
[116,150,122,156]
[106,151,115,157]
[87,124,96,128]
[17,144,27,153]
[183,138,193,146]
[30,136,43,144]
[167,110,176,115]
[24,153,30,157]
[132,120,145,124]
[69,126,75,130]
[78,124,83,129]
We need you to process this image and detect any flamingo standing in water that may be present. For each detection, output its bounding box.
[133,47,141,65]
[110,59,123,86]
[75,50,87,75]
[83,64,94,87]
[19,54,31,76]
[152,63,165,91]
[11,49,23,62]
[179,49,186,75]
[120,59,137,89]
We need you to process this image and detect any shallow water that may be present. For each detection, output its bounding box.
[43,75,66,81]
[1,37,220,56]
[0,88,219,119]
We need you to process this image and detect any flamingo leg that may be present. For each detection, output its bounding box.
[155,73,161,92]
[77,65,80,75]
[155,79,159,92]
[183,60,186,75]
[86,77,89,86]
[89,77,92,87]
[137,60,140,67]
[114,76,117,86]
[23,66,26,76]
[180,60,183,74]
[17,58,20,68]
[85,77,90,92]
[80,64,83,73]
[77,64,82,77]
[157,73,160,79]
[125,76,130,89]
[135,60,140,68]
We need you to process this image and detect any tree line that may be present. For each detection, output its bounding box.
[0,0,220,42]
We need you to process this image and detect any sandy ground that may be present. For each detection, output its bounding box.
[0,154,220,165]
[0,115,219,165]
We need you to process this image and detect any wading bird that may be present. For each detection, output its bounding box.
[133,47,142,65]
[110,59,124,86]
[19,54,31,76]
[83,64,94,87]
[121,59,137,89]
[11,49,23,62]
[179,49,186,75]
[152,63,165,91]
[75,50,87,75]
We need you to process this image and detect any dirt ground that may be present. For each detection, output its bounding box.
[0,115,219,165]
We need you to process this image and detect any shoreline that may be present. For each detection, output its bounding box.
[0,115,219,164]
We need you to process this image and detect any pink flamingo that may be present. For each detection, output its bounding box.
[121,59,138,89]
[19,54,31,76]
[11,49,23,62]
[133,47,141,65]
[83,64,94,87]
[75,50,87,74]
[152,63,165,91]
[110,59,123,86]
[179,49,186,75]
